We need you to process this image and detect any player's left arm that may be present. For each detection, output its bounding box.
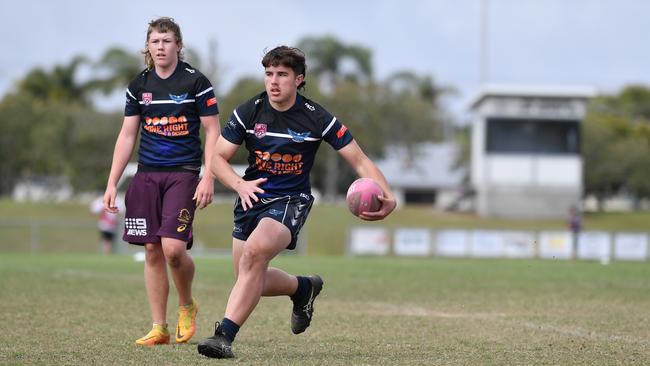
[338,140,396,220]
[195,114,221,209]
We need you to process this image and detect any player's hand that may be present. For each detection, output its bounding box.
[103,186,119,214]
[359,195,396,221]
[235,178,267,211]
[193,175,215,209]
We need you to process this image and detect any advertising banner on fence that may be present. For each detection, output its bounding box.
[502,231,536,258]
[470,230,504,258]
[538,231,572,260]
[614,233,648,261]
[348,227,391,256]
[577,231,610,260]
[435,230,469,257]
[393,228,431,256]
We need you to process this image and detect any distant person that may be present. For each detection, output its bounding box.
[102,17,220,346]
[197,45,396,359]
[568,205,582,258]
[90,196,120,255]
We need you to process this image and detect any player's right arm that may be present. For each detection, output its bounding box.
[210,136,266,211]
[103,115,140,212]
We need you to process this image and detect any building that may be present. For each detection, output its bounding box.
[375,142,466,210]
[469,85,596,218]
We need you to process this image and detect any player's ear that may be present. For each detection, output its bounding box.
[295,74,304,87]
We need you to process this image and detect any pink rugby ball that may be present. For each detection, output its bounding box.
[346,178,383,217]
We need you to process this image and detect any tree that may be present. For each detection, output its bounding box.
[297,36,374,200]
[582,85,650,210]
[298,35,372,88]
[86,47,141,95]
[18,56,90,104]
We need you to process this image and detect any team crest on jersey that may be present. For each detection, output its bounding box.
[288,129,311,143]
[254,123,267,138]
[142,93,153,106]
[169,93,188,104]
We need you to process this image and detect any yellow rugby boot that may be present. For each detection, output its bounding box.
[135,324,170,346]
[176,299,198,343]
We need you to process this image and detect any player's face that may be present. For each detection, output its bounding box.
[147,30,181,70]
[264,65,304,110]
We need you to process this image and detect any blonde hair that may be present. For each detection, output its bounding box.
[142,17,183,70]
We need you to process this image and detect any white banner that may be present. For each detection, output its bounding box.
[614,233,648,261]
[577,231,610,260]
[502,231,536,258]
[538,231,573,260]
[435,230,469,257]
[348,227,391,256]
[393,228,431,256]
[470,230,504,258]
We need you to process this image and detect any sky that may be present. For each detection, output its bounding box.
[2,0,649,121]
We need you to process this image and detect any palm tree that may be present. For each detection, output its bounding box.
[85,47,141,95]
[18,55,89,104]
[298,35,372,92]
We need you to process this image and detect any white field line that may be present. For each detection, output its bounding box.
[359,301,650,345]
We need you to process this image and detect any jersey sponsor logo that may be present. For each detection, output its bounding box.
[336,125,348,138]
[207,97,217,107]
[254,98,263,105]
[254,123,267,138]
[145,115,188,126]
[143,115,190,136]
[288,129,311,143]
[227,120,237,129]
[184,67,196,74]
[169,93,189,104]
[304,102,315,112]
[254,150,304,175]
[142,93,153,106]
[125,218,147,236]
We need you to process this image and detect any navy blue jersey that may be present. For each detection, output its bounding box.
[124,62,219,167]
[222,92,353,197]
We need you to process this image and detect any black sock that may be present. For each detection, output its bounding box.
[220,317,239,343]
[290,276,311,306]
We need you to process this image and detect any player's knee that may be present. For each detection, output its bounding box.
[144,245,164,264]
[239,247,266,272]
[165,250,184,268]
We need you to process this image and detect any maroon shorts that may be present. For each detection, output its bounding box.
[123,170,199,248]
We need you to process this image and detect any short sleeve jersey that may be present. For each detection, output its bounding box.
[124,61,219,167]
[222,92,353,197]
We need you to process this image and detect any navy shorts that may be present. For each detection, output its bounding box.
[232,194,314,250]
[123,169,199,249]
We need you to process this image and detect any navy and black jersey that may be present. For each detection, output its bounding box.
[125,61,219,168]
[222,92,353,197]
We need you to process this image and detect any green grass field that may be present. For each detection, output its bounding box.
[2,253,650,365]
[3,200,650,364]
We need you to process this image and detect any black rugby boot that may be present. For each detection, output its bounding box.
[291,275,324,334]
[197,322,235,359]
